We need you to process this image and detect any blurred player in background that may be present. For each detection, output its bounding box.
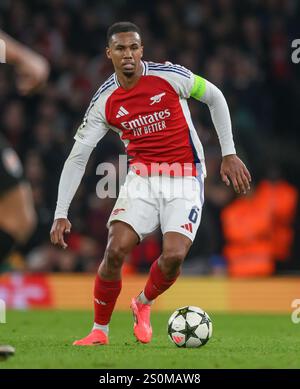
[0,30,49,358]
[50,22,251,346]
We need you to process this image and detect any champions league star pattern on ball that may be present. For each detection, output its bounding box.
[168,306,213,348]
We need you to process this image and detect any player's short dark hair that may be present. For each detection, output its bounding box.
[107,22,142,44]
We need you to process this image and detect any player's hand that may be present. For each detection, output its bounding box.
[50,218,72,249]
[15,49,49,95]
[220,154,251,194]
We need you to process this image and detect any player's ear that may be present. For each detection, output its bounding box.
[140,45,144,58]
[106,47,111,60]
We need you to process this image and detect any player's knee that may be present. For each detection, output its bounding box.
[0,207,36,243]
[0,183,37,243]
[160,249,186,278]
[15,208,37,243]
[24,210,36,238]
[104,244,127,271]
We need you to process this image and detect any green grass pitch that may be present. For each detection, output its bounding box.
[1,310,300,369]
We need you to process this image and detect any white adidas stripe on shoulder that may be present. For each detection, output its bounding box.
[90,75,116,103]
[147,61,191,78]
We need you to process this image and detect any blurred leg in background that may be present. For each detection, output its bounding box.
[0,30,49,358]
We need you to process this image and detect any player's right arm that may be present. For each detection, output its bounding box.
[50,92,109,249]
[50,141,94,248]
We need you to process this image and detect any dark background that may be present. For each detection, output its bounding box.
[0,0,299,275]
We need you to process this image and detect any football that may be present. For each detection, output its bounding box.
[167,306,212,348]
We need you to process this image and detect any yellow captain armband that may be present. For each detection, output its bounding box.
[190,74,206,100]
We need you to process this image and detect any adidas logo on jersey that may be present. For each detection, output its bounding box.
[150,92,166,105]
[116,106,129,118]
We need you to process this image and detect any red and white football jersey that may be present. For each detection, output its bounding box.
[74,61,205,176]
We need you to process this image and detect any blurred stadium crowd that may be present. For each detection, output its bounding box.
[0,0,299,276]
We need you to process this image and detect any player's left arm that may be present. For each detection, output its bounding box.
[190,75,251,194]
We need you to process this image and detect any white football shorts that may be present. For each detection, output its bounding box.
[107,170,204,242]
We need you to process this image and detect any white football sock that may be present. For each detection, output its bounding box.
[93,323,109,334]
[137,291,153,305]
